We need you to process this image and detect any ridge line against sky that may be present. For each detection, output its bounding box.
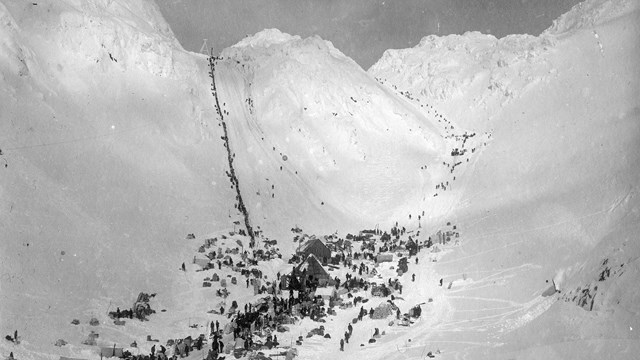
[155,0,581,69]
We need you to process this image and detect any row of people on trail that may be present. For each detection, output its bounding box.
[110,307,135,320]
[340,308,383,350]
[339,322,355,351]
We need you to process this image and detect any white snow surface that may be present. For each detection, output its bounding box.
[216,28,459,240]
[1,0,639,359]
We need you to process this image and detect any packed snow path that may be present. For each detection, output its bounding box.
[208,55,256,243]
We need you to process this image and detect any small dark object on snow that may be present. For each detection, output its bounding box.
[71,319,80,325]
[54,339,67,347]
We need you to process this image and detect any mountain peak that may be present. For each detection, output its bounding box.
[544,0,639,35]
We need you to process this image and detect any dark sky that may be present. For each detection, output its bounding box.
[155,0,580,69]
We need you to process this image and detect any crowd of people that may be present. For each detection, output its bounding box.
[5,222,444,360]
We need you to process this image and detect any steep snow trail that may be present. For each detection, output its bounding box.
[2,1,639,360]
[209,56,255,242]
[213,59,347,242]
[212,53,451,243]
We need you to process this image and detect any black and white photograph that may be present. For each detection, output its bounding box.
[1,0,638,359]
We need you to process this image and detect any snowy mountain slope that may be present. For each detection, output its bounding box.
[369,30,558,133]
[545,0,639,35]
[213,29,487,242]
[1,0,639,359]
[367,0,640,358]
[0,0,237,357]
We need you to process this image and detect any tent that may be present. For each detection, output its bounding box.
[376,254,393,263]
[296,254,332,286]
[298,239,331,263]
[371,302,398,319]
[100,346,124,358]
[314,287,336,300]
[194,258,212,269]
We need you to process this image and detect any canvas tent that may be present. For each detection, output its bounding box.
[376,254,393,263]
[371,302,399,319]
[100,346,124,358]
[295,254,332,286]
[298,239,331,264]
[314,286,336,300]
[194,258,212,269]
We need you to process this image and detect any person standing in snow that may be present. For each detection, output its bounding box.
[181,263,186,271]
[348,323,353,335]
[412,274,416,282]
[340,338,344,351]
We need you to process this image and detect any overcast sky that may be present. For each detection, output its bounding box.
[156,0,580,69]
